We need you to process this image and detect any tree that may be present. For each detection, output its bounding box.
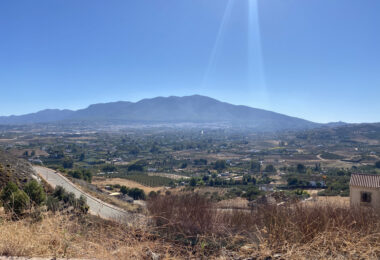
[264,164,276,173]
[46,195,60,213]
[62,157,74,169]
[180,162,187,169]
[148,191,158,199]
[102,165,117,172]
[314,163,322,172]
[194,159,207,166]
[24,180,46,206]
[287,177,298,186]
[214,160,226,171]
[189,178,197,187]
[168,180,176,188]
[375,161,380,169]
[0,181,18,201]
[250,161,261,172]
[128,188,146,200]
[129,147,140,156]
[150,145,160,153]
[0,182,30,215]
[120,185,129,195]
[297,164,306,173]
[127,163,144,172]
[243,187,261,201]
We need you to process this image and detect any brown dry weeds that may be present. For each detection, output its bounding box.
[2,194,380,259]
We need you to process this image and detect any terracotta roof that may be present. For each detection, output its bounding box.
[350,173,380,188]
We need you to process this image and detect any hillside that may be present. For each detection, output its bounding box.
[0,95,320,131]
[0,150,36,189]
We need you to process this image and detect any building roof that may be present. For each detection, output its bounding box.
[350,173,380,188]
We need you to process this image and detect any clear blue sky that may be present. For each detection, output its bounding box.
[0,0,379,123]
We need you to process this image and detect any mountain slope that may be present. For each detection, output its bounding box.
[0,95,320,131]
[0,109,74,125]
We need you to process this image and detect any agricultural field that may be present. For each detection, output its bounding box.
[0,123,380,207]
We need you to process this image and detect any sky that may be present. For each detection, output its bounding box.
[0,0,379,123]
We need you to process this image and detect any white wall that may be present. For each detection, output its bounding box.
[350,186,380,208]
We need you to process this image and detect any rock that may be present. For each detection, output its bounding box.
[145,248,160,260]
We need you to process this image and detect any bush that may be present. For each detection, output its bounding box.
[62,157,74,169]
[250,161,261,172]
[127,163,144,172]
[265,164,276,173]
[68,169,92,182]
[46,195,60,213]
[24,180,46,206]
[0,182,30,215]
[50,186,89,214]
[147,193,215,237]
[76,195,89,214]
[52,186,66,200]
[120,185,128,195]
[297,164,306,173]
[242,186,262,201]
[189,177,197,187]
[119,186,146,200]
[148,191,158,199]
[214,160,226,171]
[128,188,146,200]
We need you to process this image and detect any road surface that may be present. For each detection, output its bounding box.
[33,166,139,224]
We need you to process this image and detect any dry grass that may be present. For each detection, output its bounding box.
[93,177,162,194]
[148,193,380,259]
[216,197,249,210]
[0,210,189,259]
[2,194,380,259]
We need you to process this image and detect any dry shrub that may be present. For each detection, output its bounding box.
[0,211,188,259]
[148,193,380,259]
[148,193,215,237]
[3,193,380,259]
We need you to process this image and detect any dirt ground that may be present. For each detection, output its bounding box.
[92,177,162,194]
[9,148,49,157]
[216,197,249,209]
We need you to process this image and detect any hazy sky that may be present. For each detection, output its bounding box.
[0,0,379,123]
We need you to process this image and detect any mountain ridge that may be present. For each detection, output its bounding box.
[0,95,321,131]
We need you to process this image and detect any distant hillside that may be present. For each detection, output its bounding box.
[0,95,321,131]
[0,109,74,125]
[0,150,36,189]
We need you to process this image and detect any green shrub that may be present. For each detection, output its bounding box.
[24,180,46,206]
[128,188,146,200]
[68,169,92,182]
[0,182,30,215]
[46,195,60,213]
[119,186,145,200]
[148,191,158,199]
[120,185,129,195]
[76,195,89,214]
[242,186,262,201]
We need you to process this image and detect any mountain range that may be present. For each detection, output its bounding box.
[0,95,322,131]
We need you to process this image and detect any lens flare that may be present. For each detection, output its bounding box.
[202,0,233,86]
[248,0,267,102]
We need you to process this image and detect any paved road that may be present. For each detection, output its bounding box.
[33,166,137,224]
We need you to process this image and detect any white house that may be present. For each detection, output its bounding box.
[350,173,380,208]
